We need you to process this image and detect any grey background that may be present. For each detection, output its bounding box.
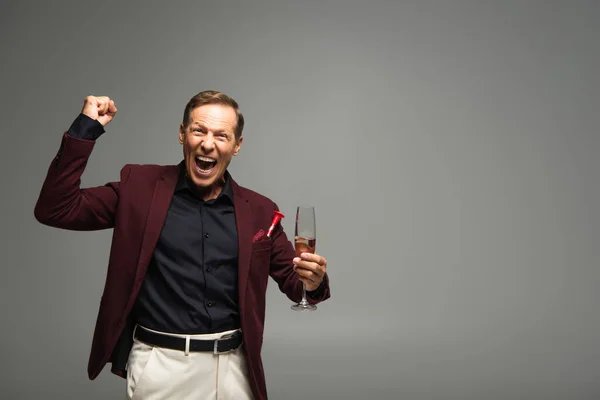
[1,0,599,399]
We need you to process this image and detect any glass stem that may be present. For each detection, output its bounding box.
[301,284,308,304]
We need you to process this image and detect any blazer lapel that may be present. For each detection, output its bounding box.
[132,166,179,289]
[232,180,253,320]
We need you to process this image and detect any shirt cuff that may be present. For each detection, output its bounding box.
[67,113,105,140]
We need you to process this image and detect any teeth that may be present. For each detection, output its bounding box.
[196,156,216,163]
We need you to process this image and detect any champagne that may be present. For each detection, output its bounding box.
[291,206,318,311]
[295,236,316,257]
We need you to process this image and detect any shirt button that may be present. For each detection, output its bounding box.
[205,233,210,238]
[207,301,214,307]
[206,267,211,272]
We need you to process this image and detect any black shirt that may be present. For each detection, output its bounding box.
[133,166,240,334]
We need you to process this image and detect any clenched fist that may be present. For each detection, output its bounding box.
[81,96,117,126]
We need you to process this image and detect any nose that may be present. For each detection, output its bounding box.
[200,133,216,152]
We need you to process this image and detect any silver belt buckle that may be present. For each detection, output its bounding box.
[213,331,237,355]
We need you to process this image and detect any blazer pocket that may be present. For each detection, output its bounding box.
[250,240,272,283]
[251,239,272,253]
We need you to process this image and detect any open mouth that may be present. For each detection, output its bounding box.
[195,156,217,174]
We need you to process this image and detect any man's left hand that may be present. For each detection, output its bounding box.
[293,252,327,291]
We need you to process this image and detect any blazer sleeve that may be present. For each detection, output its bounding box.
[34,132,129,231]
[267,203,331,304]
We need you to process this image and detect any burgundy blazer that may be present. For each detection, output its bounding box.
[34,132,331,400]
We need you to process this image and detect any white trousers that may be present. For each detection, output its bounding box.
[125,326,254,400]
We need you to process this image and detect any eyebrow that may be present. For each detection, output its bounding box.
[190,124,229,135]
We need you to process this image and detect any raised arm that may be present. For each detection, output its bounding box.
[34,96,127,231]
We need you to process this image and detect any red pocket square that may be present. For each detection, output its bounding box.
[253,229,266,243]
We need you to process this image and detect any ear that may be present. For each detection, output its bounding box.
[233,136,243,156]
[179,123,185,144]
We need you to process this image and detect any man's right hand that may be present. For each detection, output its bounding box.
[81,96,117,126]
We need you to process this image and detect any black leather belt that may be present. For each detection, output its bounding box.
[135,326,243,355]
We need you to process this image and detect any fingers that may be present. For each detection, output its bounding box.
[107,99,117,116]
[293,253,326,281]
[295,269,322,290]
[293,254,327,292]
[294,266,319,280]
[83,95,114,113]
[81,95,117,126]
[293,259,324,275]
[297,252,326,266]
[293,253,326,273]
[96,96,111,114]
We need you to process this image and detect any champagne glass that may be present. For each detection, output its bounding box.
[291,206,317,311]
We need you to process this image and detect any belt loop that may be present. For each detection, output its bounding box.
[184,335,190,356]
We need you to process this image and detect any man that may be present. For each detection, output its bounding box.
[34,91,331,399]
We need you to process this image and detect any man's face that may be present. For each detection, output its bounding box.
[179,104,242,197]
